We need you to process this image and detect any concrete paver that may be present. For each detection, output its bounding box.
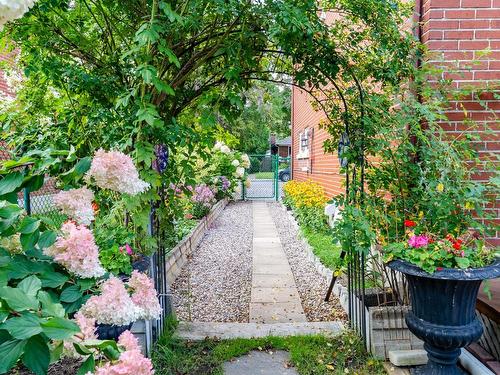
[223,350,298,375]
[250,201,306,323]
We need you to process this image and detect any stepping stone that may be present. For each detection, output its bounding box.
[223,350,298,375]
[251,287,301,303]
[250,302,307,323]
[252,274,297,288]
[176,321,344,340]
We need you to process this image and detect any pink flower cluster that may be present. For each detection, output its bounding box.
[80,277,142,326]
[192,184,215,207]
[89,331,154,375]
[408,235,429,248]
[129,271,162,320]
[54,187,95,225]
[86,149,150,195]
[45,222,105,278]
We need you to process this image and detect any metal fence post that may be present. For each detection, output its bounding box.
[23,188,31,215]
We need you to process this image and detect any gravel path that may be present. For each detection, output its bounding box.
[171,201,253,322]
[267,202,347,322]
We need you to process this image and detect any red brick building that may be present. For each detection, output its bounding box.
[291,0,500,245]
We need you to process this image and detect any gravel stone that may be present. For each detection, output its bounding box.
[171,201,253,322]
[267,202,347,322]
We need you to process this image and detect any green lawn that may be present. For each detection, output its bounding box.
[300,227,342,270]
[152,320,385,375]
[253,171,274,179]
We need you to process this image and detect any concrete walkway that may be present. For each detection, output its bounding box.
[250,201,306,323]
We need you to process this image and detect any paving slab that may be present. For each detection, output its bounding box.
[253,254,290,265]
[250,302,307,323]
[250,201,306,323]
[176,321,344,340]
[253,263,293,275]
[251,287,301,303]
[252,274,297,288]
[223,350,298,375]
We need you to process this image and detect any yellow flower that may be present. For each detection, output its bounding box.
[465,201,474,210]
[436,183,444,192]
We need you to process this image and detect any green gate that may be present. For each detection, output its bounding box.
[243,155,290,200]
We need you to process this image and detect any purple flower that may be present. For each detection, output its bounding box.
[408,235,429,248]
[220,176,231,191]
[192,184,215,207]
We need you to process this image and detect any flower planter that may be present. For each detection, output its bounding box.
[96,323,133,340]
[388,259,500,374]
[132,255,151,273]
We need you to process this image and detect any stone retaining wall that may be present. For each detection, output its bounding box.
[165,198,228,284]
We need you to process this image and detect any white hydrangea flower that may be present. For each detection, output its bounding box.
[234,166,245,178]
[241,154,251,168]
[231,159,240,167]
[220,145,231,154]
[0,0,37,29]
[214,141,223,150]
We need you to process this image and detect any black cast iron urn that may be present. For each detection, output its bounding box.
[388,259,500,375]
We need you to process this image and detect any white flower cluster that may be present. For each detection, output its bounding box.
[0,0,37,29]
[214,141,231,154]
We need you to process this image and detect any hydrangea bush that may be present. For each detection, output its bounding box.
[0,150,161,375]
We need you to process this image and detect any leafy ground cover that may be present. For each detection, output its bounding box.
[300,227,341,270]
[152,320,384,375]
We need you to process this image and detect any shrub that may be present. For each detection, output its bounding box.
[283,180,329,232]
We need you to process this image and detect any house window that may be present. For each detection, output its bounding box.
[297,129,310,159]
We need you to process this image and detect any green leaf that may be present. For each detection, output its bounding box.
[77,355,95,375]
[74,157,91,175]
[38,291,65,318]
[0,202,22,219]
[0,286,39,311]
[20,230,40,252]
[22,334,50,375]
[18,217,41,234]
[37,231,57,250]
[0,339,26,373]
[1,313,42,340]
[455,257,470,269]
[41,318,80,340]
[0,172,24,196]
[38,271,68,288]
[60,285,82,303]
[18,275,42,296]
[50,342,63,364]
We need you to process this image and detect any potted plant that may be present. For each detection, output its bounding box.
[80,272,161,340]
[384,227,499,374]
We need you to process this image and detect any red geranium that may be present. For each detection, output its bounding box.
[452,242,461,250]
[404,220,417,227]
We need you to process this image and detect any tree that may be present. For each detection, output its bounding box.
[221,82,291,154]
[0,0,415,239]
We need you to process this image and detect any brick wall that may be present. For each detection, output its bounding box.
[291,1,499,244]
[421,0,500,246]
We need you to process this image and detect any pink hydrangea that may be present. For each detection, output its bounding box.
[80,277,142,326]
[128,271,162,320]
[90,348,154,375]
[408,235,430,248]
[86,149,150,195]
[118,330,140,352]
[45,222,105,278]
[53,187,95,225]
